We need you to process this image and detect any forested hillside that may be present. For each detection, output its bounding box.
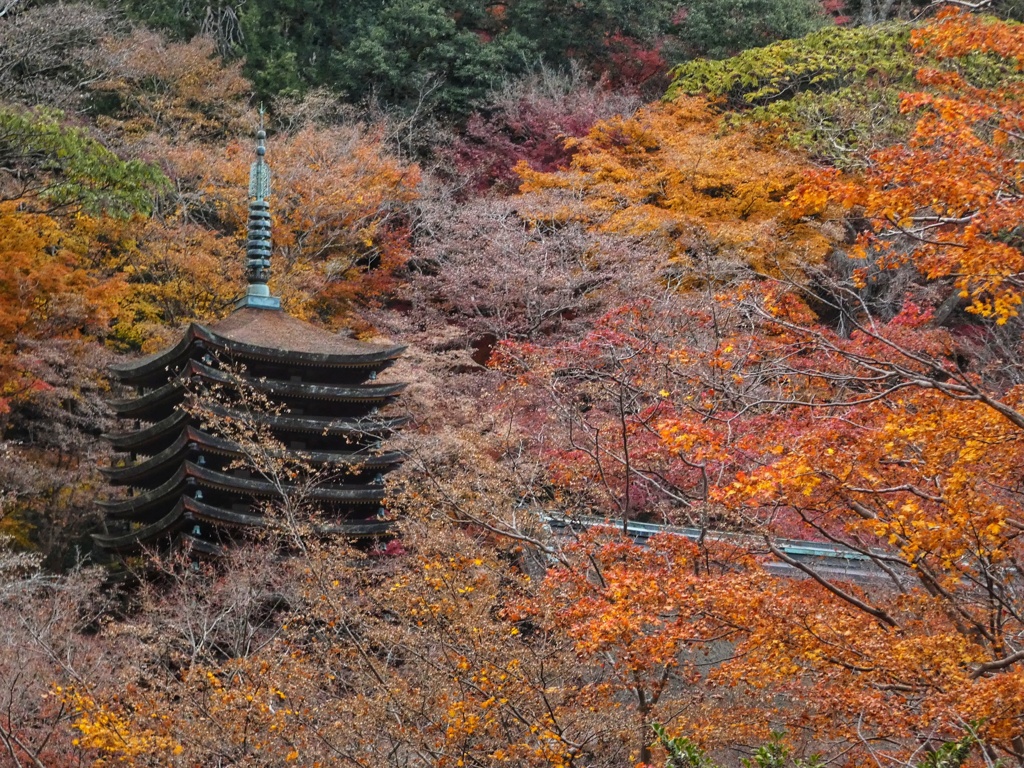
[3,0,1024,765]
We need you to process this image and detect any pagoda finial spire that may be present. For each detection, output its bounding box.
[237,106,281,310]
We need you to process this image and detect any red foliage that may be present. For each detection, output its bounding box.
[445,72,640,193]
[820,0,851,25]
[599,34,669,91]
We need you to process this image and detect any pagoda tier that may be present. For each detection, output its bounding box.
[99,461,387,520]
[110,308,404,388]
[109,360,405,420]
[94,306,407,558]
[93,495,391,555]
[105,408,408,456]
[102,427,403,489]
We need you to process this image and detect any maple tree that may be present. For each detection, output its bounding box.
[471,11,1024,765]
[80,32,422,339]
[0,105,162,407]
[445,66,642,194]
[675,11,1024,760]
[516,96,834,280]
[791,8,1024,325]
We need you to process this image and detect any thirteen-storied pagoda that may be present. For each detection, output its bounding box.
[93,122,406,558]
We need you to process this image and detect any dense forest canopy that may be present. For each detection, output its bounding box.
[3,0,1024,765]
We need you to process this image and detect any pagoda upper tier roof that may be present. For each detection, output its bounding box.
[99,461,387,522]
[105,406,406,456]
[110,307,406,385]
[92,496,391,553]
[108,360,406,419]
[102,426,404,487]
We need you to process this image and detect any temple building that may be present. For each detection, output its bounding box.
[93,123,406,558]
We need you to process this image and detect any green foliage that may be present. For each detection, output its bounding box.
[667,24,911,106]
[119,0,679,117]
[0,107,167,216]
[653,726,826,768]
[653,723,719,768]
[666,24,913,168]
[916,730,978,768]
[741,732,823,768]
[667,19,1024,168]
[505,0,678,64]
[328,0,530,117]
[672,0,828,61]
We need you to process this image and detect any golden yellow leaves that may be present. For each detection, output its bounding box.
[516,97,835,280]
[62,687,184,762]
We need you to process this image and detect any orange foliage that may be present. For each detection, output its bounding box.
[182,125,421,322]
[721,383,1024,751]
[0,203,123,400]
[91,30,251,141]
[84,30,420,340]
[791,9,1024,323]
[517,97,835,278]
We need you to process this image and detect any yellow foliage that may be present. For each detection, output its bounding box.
[517,97,835,279]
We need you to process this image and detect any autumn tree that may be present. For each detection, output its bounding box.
[667,24,917,169]
[0,1,118,110]
[445,65,642,194]
[463,10,1024,764]
[119,0,678,117]
[61,516,626,766]
[0,104,162,406]
[516,96,835,281]
[790,8,1024,325]
[667,10,1024,761]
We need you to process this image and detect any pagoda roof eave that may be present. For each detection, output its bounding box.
[101,461,387,519]
[93,496,393,555]
[92,500,188,553]
[188,360,407,402]
[177,533,227,558]
[109,328,195,383]
[184,494,266,529]
[183,461,387,503]
[102,426,405,486]
[184,496,387,536]
[205,404,410,436]
[108,360,407,423]
[177,426,405,467]
[108,380,184,418]
[319,520,393,537]
[100,467,187,520]
[105,408,407,459]
[110,319,406,385]
[101,429,193,487]
[104,410,189,453]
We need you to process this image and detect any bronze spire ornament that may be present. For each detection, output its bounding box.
[238,108,281,310]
